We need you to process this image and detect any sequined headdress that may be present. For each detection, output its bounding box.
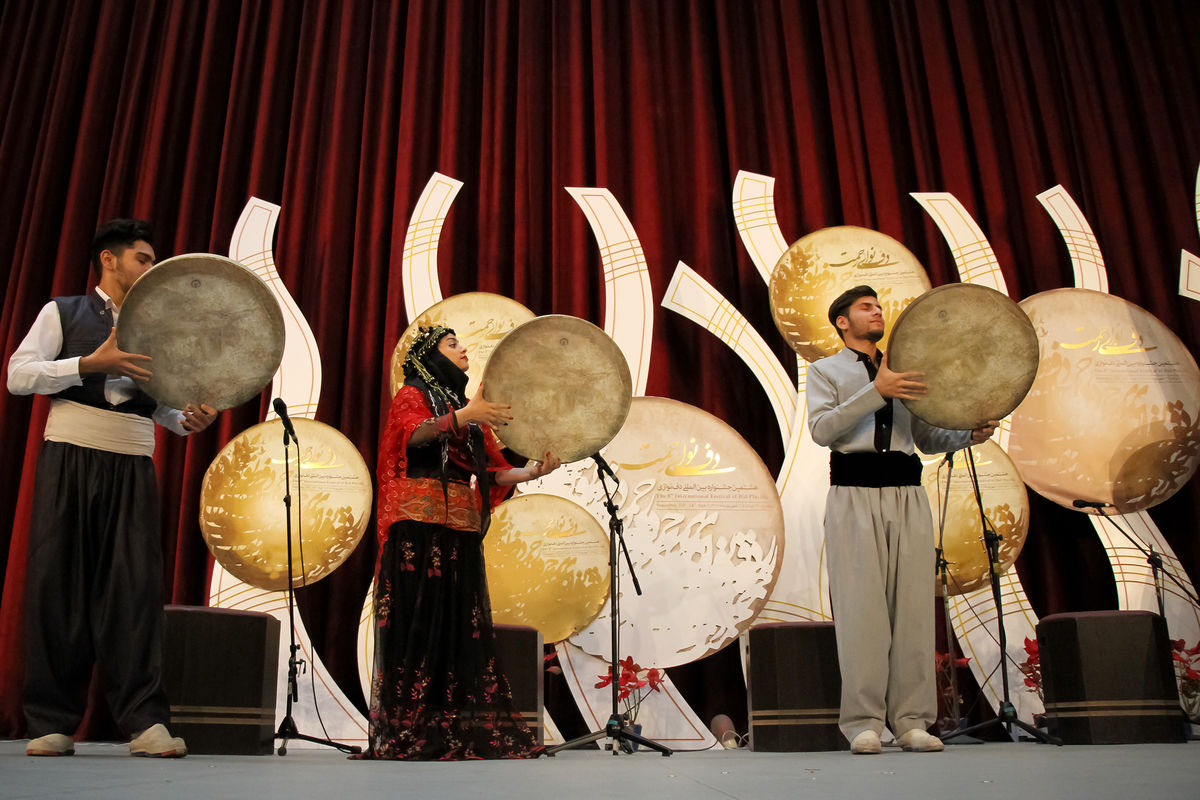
[403,325,467,409]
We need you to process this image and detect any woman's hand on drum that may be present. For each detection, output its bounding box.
[460,384,513,429]
[970,419,1000,445]
[496,451,561,486]
[526,451,561,481]
[874,353,927,400]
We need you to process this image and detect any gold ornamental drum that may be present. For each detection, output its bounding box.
[1008,288,1200,513]
[920,441,1030,596]
[390,292,535,400]
[769,226,931,362]
[199,417,372,590]
[484,494,610,643]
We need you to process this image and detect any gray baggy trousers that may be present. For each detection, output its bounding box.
[824,484,936,743]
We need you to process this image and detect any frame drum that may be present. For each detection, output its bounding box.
[888,284,1038,430]
[482,315,632,463]
[118,253,284,411]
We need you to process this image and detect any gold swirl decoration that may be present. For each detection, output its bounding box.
[484,494,610,642]
[199,418,372,590]
[390,292,536,399]
[1009,288,1200,513]
[769,226,931,362]
[920,440,1030,596]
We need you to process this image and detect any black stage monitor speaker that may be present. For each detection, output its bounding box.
[162,605,280,755]
[493,623,544,745]
[747,622,846,751]
[1038,610,1186,745]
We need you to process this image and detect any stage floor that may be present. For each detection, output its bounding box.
[2,738,1196,799]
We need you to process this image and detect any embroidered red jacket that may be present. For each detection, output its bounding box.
[376,385,513,544]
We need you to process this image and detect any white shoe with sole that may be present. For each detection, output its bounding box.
[850,730,882,754]
[26,733,74,757]
[129,724,187,758]
[897,728,945,752]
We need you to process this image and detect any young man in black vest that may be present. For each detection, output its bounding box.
[8,218,217,757]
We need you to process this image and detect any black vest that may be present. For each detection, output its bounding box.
[52,293,157,418]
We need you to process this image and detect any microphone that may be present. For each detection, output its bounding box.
[592,452,619,485]
[273,398,299,443]
[1073,499,1112,509]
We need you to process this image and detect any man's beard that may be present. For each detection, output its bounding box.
[866,328,884,343]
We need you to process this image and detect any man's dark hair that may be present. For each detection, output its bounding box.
[827,284,878,339]
[90,218,153,275]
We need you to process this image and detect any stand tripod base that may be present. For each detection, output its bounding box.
[940,730,985,745]
[546,715,672,757]
[275,714,362,756]
[942,701,1061,746]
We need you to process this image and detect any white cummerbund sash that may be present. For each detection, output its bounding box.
[44,398,156,457]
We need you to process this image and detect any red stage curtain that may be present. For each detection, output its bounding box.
[2,0,1199,739]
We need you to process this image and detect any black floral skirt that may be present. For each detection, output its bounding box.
[365,520,540,760]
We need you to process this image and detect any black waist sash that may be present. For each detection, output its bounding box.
[829,450,922,487]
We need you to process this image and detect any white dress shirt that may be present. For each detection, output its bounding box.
[7,288,188,437]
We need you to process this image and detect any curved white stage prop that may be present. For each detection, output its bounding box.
[208,197,369,750]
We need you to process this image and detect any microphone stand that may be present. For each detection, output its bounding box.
[273,422,360,756]
[933,453,980,743]
[1087,506,1200,615]
[546,454,671,757]
[942,446,1060,746]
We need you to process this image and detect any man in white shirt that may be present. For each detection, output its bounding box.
[7,218,216,758]
[807,285,996,754]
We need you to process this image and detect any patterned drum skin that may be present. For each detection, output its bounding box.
[483,315,633,463]
[533,396,786,669]
[1009,288,1200,514]
[888,283,1039,431]
[118,253,284,411]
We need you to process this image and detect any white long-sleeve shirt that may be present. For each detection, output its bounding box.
[7,289,189,437]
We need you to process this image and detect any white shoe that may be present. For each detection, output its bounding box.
[26,733,74,757]
[850,730,882,754]
[129,724,187,758]
[897,728,945,752]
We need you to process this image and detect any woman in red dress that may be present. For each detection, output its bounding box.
[368,325,559,760]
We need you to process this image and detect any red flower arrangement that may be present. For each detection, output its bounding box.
[596,656,664,724]
[934,650,971,733]
[1170,638,1200,722]
[1018,636,1043,702]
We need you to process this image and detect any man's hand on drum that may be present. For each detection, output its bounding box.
[970,419,1000,445]
[461,384,513,428]
[874,353,927,400]
[181,403,218,433]
[79,328,152,380]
